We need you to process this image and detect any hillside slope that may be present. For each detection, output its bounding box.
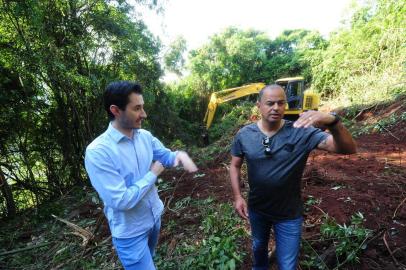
[0,98,405,270]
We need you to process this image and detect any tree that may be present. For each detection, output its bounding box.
[310,0,406,101]
[188,27,271,92]
[188,27,326,94]
[0,167,16,218]
[267,29,327,82]
[164,36,187,76]
[0,0,164,215]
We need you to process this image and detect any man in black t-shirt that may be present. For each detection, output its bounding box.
[229,85,356,270]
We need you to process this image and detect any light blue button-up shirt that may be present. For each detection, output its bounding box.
[85,124,176,238]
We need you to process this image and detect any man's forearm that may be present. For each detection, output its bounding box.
[229,165,243,199]
[329,122,357,154]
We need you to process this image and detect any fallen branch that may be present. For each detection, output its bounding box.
[392,197,406,219]
[364,257,382,270]
[383,230,400,267]
[313,205,327,216]
[377,123,400,141]
[0,242,52,257]
[164,172,186,212]
[92,212,106,236]
[52,214,94,246]
[393,245,406,256]
[351,104,377,121]
[301,237,331,270]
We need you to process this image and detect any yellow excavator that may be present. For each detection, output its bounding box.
[203,77,320,129]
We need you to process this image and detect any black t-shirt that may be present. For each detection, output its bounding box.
[231,121,328,221]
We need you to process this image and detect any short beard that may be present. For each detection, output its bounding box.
[119,116,137,129]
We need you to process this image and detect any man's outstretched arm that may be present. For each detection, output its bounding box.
[294,111,357,154]
[317,122,357,154]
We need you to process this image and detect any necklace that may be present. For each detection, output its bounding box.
[258,119,284,138]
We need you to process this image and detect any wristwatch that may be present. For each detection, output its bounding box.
[326,112,341,127]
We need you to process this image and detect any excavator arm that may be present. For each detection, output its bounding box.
[203,77,320,130]
[203,83,265,129]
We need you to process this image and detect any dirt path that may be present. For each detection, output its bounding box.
[160,126,406,269]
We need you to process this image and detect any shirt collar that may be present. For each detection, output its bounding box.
[107,123,141,143]
[253,120,292,139]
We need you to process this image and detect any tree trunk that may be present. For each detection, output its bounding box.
[0,168,16,218]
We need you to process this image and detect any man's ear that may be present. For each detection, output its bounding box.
[110,105,121,118]
[256,101,260,109]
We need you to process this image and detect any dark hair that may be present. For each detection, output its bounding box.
[258,84,285,101]
[104,81,143,120]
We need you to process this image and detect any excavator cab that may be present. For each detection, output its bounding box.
[275,77,304,110]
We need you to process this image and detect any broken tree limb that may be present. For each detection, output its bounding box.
[164,172,186,212]
[301,237,331,270]
[52,214,94,246]
[393,197,406,219]
[377,123,400,141]
[313,205,328,216]
[0,242,52,257]
[351,104,377,121]
[383,230,400,267]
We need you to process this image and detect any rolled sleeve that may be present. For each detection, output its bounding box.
[151,136,177,167]
[231,133,244,157]
[305,128,329,151]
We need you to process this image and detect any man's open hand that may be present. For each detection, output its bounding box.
[174,151,198,173]
[293,110,337,128]
[234,196,249,220]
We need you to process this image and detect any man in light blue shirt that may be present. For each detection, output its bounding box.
[85,81,198,269]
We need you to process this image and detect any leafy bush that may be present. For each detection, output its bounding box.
[155,201,248,270]
[310,0,406,105]
[301,212,372,269]
[209,101,255,142]
[347,108,406,138]
[320,212,372,263]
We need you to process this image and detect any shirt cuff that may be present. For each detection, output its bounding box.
[168,151,178,167]
[136,171,157,189]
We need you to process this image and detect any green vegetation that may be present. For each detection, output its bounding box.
[156,199,248,270]
[321,213,372,264]
[0,187,119,269]
[1,0,405,269]
[337,94,406,137]
[209,102,254,142]
[0,0,165,218]
[304,195,322,212]
[350,110,406,138]
[302,212,372,270]
[311,0,405,105]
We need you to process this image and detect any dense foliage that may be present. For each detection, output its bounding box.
[164,27,326,139]
[187,27,324,93]
[1,0,404,231]
[0,0,164,216]
[169,0,405,133]
[310,0,406,104]
[0,0,405,269]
